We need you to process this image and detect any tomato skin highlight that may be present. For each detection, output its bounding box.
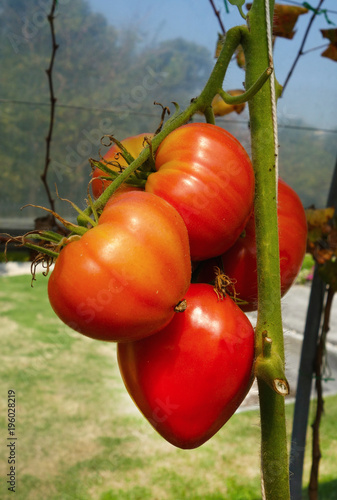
[145,123,255,261]
[48,191,191,342]
[91,133,153,199]
[117,283,255,449]
[205,179,308,312]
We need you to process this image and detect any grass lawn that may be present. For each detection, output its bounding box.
[0,273,336,500]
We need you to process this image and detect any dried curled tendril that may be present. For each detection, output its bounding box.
[213,266,239,302]
[3,232,56,284]
[30,253,54,286]
[3,231,80,286]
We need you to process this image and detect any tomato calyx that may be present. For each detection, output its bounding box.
[3,230,60,284]
[90,134,156,192]
[89,158,150,188]
[174,299,187,312]
[2,196,98,280]
[3,230,86,284]
[213,266,238,300]
[193,261,248,306]
[100,134,138,165]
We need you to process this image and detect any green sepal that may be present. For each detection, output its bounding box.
[162,102,181,130]
[228,0,246,19]
[89,158,121,176]
[12,238,59,259]
[103,135,135,165]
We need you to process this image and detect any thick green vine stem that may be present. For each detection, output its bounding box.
[241,0,290,498]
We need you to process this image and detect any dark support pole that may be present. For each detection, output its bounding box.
[290,153,337,499]
[289,271,326,499]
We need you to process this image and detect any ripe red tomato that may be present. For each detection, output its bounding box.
[201,179,307,312]
[92,133,153,199]
[145,122,255,261]
[117,283,255,449]
[48,191,191,342]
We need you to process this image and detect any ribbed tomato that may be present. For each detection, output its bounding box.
[145,123,255,261]
[117,283,255,449]
[48,191,191,342]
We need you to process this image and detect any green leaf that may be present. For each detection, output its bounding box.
[228,0,246,19]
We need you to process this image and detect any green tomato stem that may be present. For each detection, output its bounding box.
[203,106,216,124]
[242,0,290,498]
[21,240,59,259]
[217,65,272,105]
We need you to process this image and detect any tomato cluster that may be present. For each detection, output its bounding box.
[48,123,307,449]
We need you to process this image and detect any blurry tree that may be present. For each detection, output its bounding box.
[0,0,212,219]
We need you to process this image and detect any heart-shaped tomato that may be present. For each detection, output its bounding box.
[48,191,191,342]
[117,283,255,449]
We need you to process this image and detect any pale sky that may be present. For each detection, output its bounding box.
[88,0,337,130]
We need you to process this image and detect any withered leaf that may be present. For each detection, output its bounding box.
[273,4,309,39]
[215,33,226,59]
[318,259,337,292]
[235,44,246,69]
[305,207,335,228]
[246,3,308,39]
[212,90,246,116]
[306,208,337,275]
[321,28,337,62]
[321,28,337,44]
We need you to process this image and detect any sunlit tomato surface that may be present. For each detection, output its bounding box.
[48,191,191,342]
[92,133,153,199]
[145,123,255,261]
[117,283,255,449]
[209,179,308,312]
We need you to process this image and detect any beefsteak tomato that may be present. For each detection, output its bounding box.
[199,179,308,312]
[48,191,191,342]
[145,122,255,261]
[92,133,152,199]
[117,283,255,449]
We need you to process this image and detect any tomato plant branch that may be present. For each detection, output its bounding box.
[308,286,335,499]
[41,0,59,215]
[282,0,325,95]
[208,0,226,34]
[241,0,290,498]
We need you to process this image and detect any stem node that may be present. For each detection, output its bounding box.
[255,347,290,397]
